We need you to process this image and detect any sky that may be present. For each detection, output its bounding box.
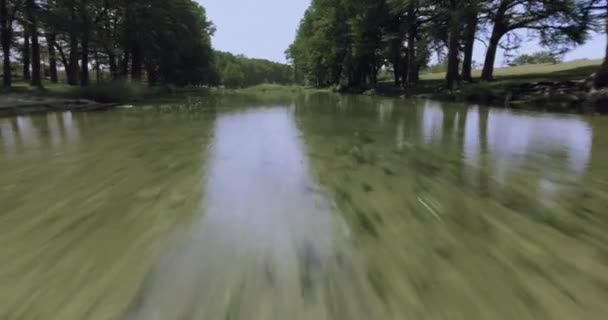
[198,0,606,66]
[198,0,310,63]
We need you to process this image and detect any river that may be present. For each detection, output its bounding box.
[1,93,608,320]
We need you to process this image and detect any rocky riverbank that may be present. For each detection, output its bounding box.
[436,76,607,113]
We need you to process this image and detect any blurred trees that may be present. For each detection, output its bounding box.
[1,0,218,88]
[512,52,563,66]
[215,51,293,88]
[287,0,598,89]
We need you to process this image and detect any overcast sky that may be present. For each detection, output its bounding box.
[198,0,606,65]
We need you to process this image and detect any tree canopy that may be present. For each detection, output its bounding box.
[215,51,293,88]
[512,52,563,66]
[0,0,293,88]
[287,0,603,89]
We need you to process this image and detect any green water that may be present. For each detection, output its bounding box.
[1,94,608,320]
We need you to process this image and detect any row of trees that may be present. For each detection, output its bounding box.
[215,51,293,88]
[512,52,563,66]
[1,0,218,88]
[0,0,292,89]
[287,0,608,90]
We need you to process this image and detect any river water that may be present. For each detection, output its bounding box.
[1,93,608,320]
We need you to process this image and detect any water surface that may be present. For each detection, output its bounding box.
[1,94,608,319]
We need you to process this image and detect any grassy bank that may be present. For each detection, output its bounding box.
[2,59,604,114]
[1,82,326,105]
[420,59,602,82]
[373,59,605,113]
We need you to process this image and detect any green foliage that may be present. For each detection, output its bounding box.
[3,0,218,88]
[77,82,145,103]
[512,52,563,66]
[215,51,292,87]
[287,0,388,88]
[222,63,245,88]
[145,0,218,86]
[287,0,600,88]
[461,83,497,103]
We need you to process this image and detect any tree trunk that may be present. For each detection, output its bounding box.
[146,62,157,86]
[80,0,90,86]
[1,0,11,87]
[445,0,461,90]
[481,28,502,81]
[120,51,130,78]
[55,42,69,77]
[130,45,143,81]
[462,9,478,83]
[400,49,409,87]
[108,52,117,80]
[392,60,400,87]
[23,30,31,81]
[26,0,42,87]
[67,34,79,85]
[406,6,417,86]
[94,50,101,83]
[593,6,608,89]
[67,5,79,86]
[46,33,58,82]
[80,30,90,86]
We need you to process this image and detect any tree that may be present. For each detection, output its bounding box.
[11,0,219,87]
[0,0,19,87]
[445,0,463,89]
[22,28,30,81]
[45,32,57,82]
[592,1,608,88]
[222,62,244,88]
[25,0,42,87]
[512,51,562,65]
[215,51,292,87]
[462,0,481,82]
[481,0,588,81]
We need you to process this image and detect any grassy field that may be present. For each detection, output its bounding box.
[420,58,602,82]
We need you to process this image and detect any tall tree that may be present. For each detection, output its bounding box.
[0,0,17,87]
[481,0,587,81]
[22,29,30,81]
[25,0,42,87]
[445,0,462,89]
[462,0,481,82]
[593,1,608,88]
[46,32,58,82]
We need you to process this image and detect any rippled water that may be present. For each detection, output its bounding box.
[1,94,608,320]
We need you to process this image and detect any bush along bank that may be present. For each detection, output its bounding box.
[460,79,604,113]
[356,76,606,114]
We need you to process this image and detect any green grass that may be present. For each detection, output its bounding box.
[1,81,214,104]
[2,82,323,105]
[420,59,602,82]
[221,84,329,94]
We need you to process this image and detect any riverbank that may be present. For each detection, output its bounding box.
[1,59,605,116]
[0,94,120,117]
[0,83,330,116]
[369,59,607,113]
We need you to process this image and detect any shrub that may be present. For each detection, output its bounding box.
[77,82,145,103]
[512,52,563,66]
[461,83,497,103]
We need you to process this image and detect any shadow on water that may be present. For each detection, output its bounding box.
[2,93,608,319]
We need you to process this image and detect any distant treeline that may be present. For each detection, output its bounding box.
[287,0,608,90]
[215,51,293,88]
[0,0,292,89]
